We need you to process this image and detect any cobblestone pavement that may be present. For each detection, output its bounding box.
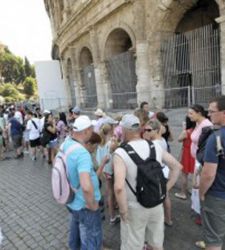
[0,152,223,250]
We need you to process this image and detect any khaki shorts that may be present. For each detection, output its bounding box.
[202,194,225,247]
[121,203,164,250]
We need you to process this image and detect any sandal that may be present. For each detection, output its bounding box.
[175,192,187,200]
[195,241,206,249]
[164,221,173,227]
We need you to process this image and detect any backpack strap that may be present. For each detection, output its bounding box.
[146,140,157,161]
[120,143,143,164]
[60,142,83,192]
[214,129,225,158]
[120,140,156,163]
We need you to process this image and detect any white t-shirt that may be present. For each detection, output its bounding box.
[114,139,163,204]
[26,118,41,140]
[40,117,45,132]
[15,111,23,124]
[154,138,170,179]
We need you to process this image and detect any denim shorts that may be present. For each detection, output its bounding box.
[68,208,102,250]
[202,194,225,247]
[48,138,58,148]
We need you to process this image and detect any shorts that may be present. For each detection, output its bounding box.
[23,130,30,142]
[30,138,41,148]
[202,194,225,247]
[12,135,22,149]
[48,138,58,148]
[121,203,164,250]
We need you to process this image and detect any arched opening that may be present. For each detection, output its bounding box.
[105,28,137,109]
[161,0,220,107]
[79,47,97,108]
[67,58,76,106]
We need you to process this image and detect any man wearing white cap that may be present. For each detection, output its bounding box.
[113,114,181,250]
[61,115,102,250]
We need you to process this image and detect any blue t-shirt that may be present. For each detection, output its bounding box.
[9,118,23,136]
[96,142,113,175]
[204,127,225,200]
[62,138,101,211]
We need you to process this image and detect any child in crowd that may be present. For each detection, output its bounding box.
[85,132,110,221]
[96,123,120,224]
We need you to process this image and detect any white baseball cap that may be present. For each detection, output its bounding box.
[73,115,92,132]
[120,114,140,130]
[43,109,51,114]
[72,106,81,114]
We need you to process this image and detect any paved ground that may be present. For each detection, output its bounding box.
[1,123,225,250]
[0,151,204,250]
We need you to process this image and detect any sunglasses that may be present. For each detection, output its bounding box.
[144,128,152,132]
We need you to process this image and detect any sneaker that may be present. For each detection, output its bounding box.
[175,192,187,200]
[195,241,206,249]
[110,215,120,225]
[31,156,37,161]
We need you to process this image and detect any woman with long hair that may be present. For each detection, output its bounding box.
[57,112,68,145]
[188,104,212,225]
[143,119,173,227]
[43,113,58,165]
[175,116,196,200]
[96,123,120,225]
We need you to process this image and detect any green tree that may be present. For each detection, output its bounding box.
[0,51,25,84]
[0,83,24,101]
[23,77,36,96]
[24,57,33,77]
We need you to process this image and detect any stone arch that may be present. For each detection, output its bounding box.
[159,0,221,107]
[101,23,136,60]
[79,47,93,68]
[79,47,97,108]
[67,58,76,106]
[104,28,133,59]
[103,27,137,109]
[51,44,60,60]
[176,0,219,32]
[159,0,220,32]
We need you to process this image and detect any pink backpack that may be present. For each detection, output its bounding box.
[52,143,81,205]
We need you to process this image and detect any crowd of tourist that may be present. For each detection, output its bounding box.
[0,96,225,250]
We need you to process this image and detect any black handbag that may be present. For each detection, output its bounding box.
[40,129,52,147]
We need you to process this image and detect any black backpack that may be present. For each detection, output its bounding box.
[120,140,167,208]
[196,127,224,165]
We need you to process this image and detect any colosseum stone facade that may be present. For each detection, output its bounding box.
[44,0,225,110]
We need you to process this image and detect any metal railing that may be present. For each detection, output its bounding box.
[39,84,224,112]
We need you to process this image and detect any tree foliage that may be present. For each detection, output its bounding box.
[23,77,36,96]
[0,83,24,102]
[0,50,25,84]
[0,46,37,102]
[24,56,35,77]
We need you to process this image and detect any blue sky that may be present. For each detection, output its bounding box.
[0,0,52,63]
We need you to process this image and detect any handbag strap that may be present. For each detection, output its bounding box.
[31,120,38,130]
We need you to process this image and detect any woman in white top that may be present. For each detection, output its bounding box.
[143,119,173,226]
